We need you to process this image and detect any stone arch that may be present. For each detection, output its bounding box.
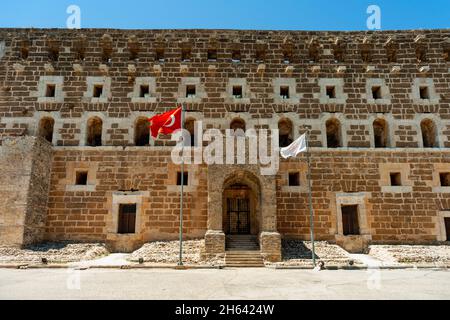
[326,118,342,148]
[373,118,388,148]
[134,117,149,146]
[38,117,55,144]
[230,118,246,135]
[222,170,262,236]
[86,117,103,147]
[421,118,437,148]
[278,118,294,147]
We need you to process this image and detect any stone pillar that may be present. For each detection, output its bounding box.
[204,165,226,258]
[259,174,282,262]
[260,231,281,262]
[0,137,52,247]
[204,229,225,259]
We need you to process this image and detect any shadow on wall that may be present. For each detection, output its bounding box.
[281,239,319,260]
[22,241,72,252]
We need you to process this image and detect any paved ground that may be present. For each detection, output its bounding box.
[0,268,449,300]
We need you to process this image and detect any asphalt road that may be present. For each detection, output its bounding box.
[0,268,449,300]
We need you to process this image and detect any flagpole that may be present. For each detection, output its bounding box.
[305,130,316,267]
[178,104,185,266]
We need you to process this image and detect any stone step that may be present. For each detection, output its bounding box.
[225,249,265,268]
[226,258,263,261]
[227,243,258,245]
[225,264,265,268]
[225,259,264,263]
[226,244,259,247]
[226,241,258,243]
[227,244,259,247]
[226,250,260,257]
[226,236,260,254]
[226,254,263,258]
[227,241,258,243]
[226,237,258,241]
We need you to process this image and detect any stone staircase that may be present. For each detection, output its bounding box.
[225,235,265,267]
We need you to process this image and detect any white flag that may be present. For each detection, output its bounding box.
[280,134,307,159]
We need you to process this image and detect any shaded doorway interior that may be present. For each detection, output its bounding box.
[227,197,250,235]
[223,183,256,235]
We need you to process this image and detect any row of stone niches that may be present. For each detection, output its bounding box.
[13,34,450,64]
[35,76,439,105]
[36,115,443,149]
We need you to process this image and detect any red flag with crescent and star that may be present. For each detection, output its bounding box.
[148,106,182,139]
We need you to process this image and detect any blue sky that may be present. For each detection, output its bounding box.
[0,0,448,30]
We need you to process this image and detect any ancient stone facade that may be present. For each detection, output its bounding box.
[0,28,449,258]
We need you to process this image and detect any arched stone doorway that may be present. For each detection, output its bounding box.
[204,166,281,262]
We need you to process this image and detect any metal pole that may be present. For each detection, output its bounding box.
[178,104,185,266]
[305,130,316,267]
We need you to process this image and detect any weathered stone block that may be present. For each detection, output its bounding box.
[204,230,225,259]
[260,231,281,262]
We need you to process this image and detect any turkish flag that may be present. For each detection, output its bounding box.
[148,107,182,139]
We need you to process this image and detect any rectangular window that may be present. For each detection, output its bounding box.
[139,85,150,98]
[45,84,56,98]
[440,173,450,187]
[283,51,292,64]
[118,204,136,234]
[326,86,336,99]
[231,50,241,62]
[186,85,196,98]
[372,86,382,99]
[342,205,360,235]
[280,86,290,99]
[93,85,103,98]
[177,172,188,186]
[390,172,402,186]
[207,49,217,61]
[129,50,138,61]
[75,171,88,186]
[155,48,165,62]
[256,50,265,62]
[288,172,300,186]
[420,86,430,99]
[232,86,243,99]
[181,48,191,62]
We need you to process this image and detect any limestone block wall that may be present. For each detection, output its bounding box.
[0,28,448,148]
[277,149,450,244]
[0,136,52,246]
[45,148,208,245]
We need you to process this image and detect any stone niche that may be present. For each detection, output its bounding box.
[334,192,372,253]
[0,136,53,247]
[105,191,149,253]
